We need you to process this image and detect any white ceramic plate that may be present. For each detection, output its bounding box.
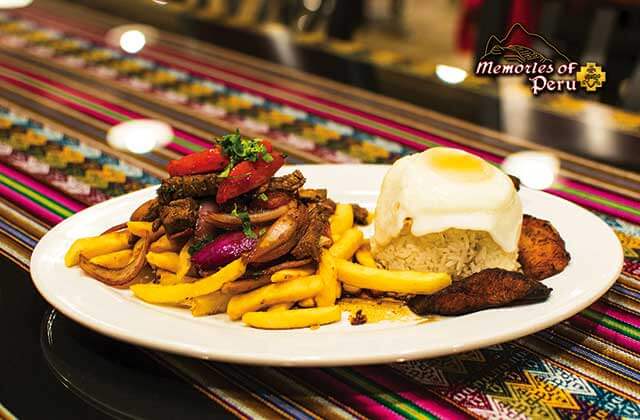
[31,165,623,366]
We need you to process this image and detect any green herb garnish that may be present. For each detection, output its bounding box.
[257,193,268,201]
[218,161,233,178]
[258,227,267,236]
[231,205,257,239]
[218,130,273,166]
[189,234,214,254]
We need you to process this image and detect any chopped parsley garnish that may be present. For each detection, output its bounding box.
[257,193,268,201]
[218,130,273,166]
[189,234,214,254]
[217,161,233,178]
[231,205,257,238]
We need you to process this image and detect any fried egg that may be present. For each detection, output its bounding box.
[373,147,522,252]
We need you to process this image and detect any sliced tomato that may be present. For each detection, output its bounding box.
[259,139,273,153]
[167,147,229,177]
[216,151,285,204]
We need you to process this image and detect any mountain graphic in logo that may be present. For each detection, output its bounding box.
[479,23,570,64]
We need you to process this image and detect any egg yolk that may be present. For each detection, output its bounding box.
[426,149,491,180]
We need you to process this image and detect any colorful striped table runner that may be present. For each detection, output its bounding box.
[0,2,639,418]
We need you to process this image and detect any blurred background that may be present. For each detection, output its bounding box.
[3,0,640,170]
[67,0,640,111]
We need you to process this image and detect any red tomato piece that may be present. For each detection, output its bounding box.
[216,151,285,204]
[260,139,273,153]
[167,147,229,177]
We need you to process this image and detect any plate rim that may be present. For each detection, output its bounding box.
[30,164,624,366]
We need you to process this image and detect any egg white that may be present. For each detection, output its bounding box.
[373,147,522,252]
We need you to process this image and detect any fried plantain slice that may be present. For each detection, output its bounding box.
[407,268,551,316]
[518,214,570,280]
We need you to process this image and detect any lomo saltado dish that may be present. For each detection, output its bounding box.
[65,132,570,329]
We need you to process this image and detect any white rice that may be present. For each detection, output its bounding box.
[372,225,519,279]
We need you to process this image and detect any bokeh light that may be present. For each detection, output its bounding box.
[107,119,173,154]
[0,0,32,8]
[105,24,158,54]
[501,151,560,190]
[303,0,322,12]
[119,29,146,54]
[435,64,468,84]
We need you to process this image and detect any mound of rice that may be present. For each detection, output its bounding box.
[372,224,519,279]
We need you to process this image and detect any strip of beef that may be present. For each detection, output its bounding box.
[159,198,198,236]
[291,202,333,261]
[518,214,570,280]
[157,174,218,203]
[318,198,336,213]
[220,276,271,295]
[298,188,327,203]
[249,191,293,211]
[351,203,369,225]
[408,268,551,316]
[261,258,313,274]
[262,170,306,193]
[225,258,313,279]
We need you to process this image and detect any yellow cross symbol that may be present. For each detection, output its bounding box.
[576,62,606,92]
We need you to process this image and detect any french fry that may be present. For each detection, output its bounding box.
[176,241,192,282]
[267,302,293,312]
[270,267,315,282]
[330,203,353,240]
[65,231,130,267]
[355,243,376,268]
[329,227,363,260]
[227,275,323,320]
[157,270,182,285]
[315,251,338,307]
[150,234,180,253]
[130,258,246,304]
[336,259,451,294]
[343,284,361,295]
[336,281,342,299]
[89,249,133,269]
[146,251,180,272]
[298,297,315,308]
[242,306,342,329]
[156,270,197,285]
[189,291,232,316]
[127,221,154,237]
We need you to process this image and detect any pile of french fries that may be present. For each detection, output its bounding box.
[65,203,452,329]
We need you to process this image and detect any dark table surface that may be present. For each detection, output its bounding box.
[0,258,234,419]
